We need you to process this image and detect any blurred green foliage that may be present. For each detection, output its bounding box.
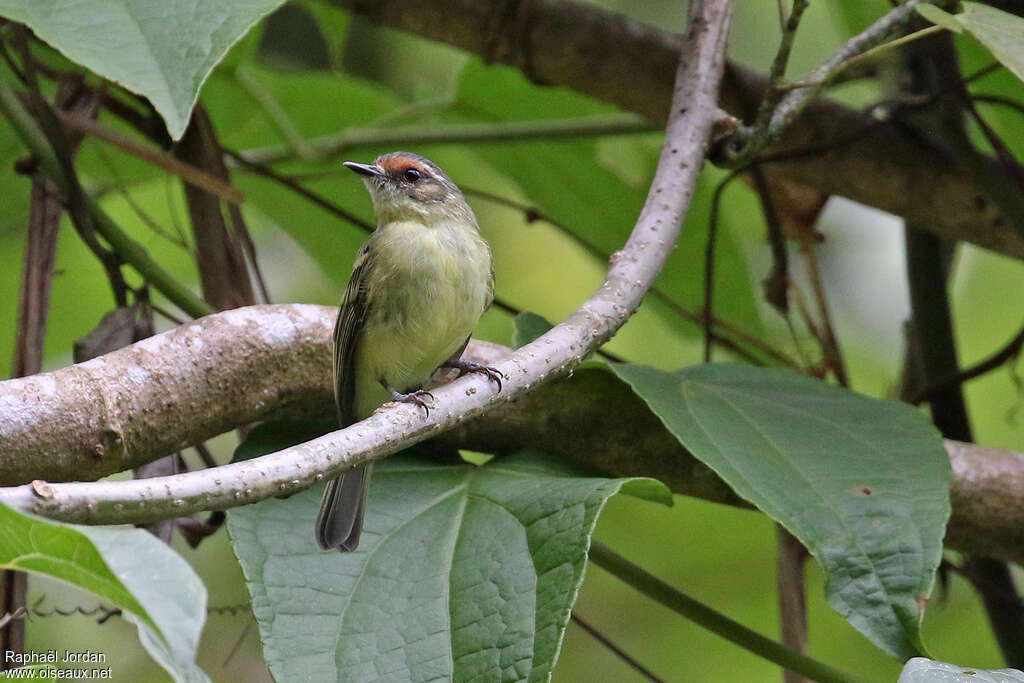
[3,0,1024,680]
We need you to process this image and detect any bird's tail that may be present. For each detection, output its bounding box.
[315,464,371,551]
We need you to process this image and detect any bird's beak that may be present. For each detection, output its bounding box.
[343,161,384,177]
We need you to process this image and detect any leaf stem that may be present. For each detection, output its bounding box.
[829,24,945,81]
[587,541,870,683]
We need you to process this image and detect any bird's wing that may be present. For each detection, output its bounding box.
[485,265,495,314]
[333,243,374,426]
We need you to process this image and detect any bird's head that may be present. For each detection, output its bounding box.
[343,152,473,226]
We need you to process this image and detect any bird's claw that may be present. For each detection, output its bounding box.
[446,360,504,392]
[391,388,435,416]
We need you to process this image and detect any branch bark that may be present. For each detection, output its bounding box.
[0,0,736,536]
[329,0,1024,261]
[1,304,1023,563]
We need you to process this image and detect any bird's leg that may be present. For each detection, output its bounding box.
[441,358,504,392]
[380,380,434,416]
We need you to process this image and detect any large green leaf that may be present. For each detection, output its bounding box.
[227,426,671,683]
[0,0,286,139]
[899,657,1024,682]
[958,3,1024,83]
[0,503,209,682]
[608,363,951,659]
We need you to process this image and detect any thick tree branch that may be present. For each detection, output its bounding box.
[0,305,333,484]
[0,0,734,531]
[329,0,1024,261]
[1,305,1023,563]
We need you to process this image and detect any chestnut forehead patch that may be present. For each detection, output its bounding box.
[376,154,428,176]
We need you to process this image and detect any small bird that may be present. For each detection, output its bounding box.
[316,151,500,551]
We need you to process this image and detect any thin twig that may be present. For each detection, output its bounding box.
[13,59,131,309]
[799,243,848,386]
[960,557,1024,666]
[704,169,743,362]
[223,617,254,667]
[151,303,186,325]
[751,1,811,137]
[368,95,458,127]
[224,148,372,228]
[790,282,823,357]
[909,323,1024,405]
[752,165,789,315]
[232,206,272,304]
[826,24,945,83]
[238,114,660,166]
[57,112,245,205]
[963,61,1002,86]
[767,0,927,132]
[726,0,928,165]
[964,98,1024,193]
[777,527,811,683]
[93,147,190,251]
[588,542,869,683]
[972,93,1024,118]
[0,71,213,318]
[462,186,798,367]
[570,613,664,683]
[0,35,26,85]
[194,443,218,469]
[235,67,317,161]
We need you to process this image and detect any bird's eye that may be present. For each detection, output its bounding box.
[403,168,422,182]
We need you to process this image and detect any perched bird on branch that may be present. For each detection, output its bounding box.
[316,151,500,551]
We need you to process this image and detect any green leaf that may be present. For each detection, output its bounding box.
[608,363,951,659]
[899,657,1024,682]
[227,428,671,683]
[0,503,209,682]
[915,4,964,34]
[0,0,286,139]
[512,311,554,348]
[959,3,1024,82]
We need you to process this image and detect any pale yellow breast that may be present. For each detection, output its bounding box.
[353,219,492,418]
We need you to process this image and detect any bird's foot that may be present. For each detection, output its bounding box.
[381,381,435,416]
[442,359,505,392]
